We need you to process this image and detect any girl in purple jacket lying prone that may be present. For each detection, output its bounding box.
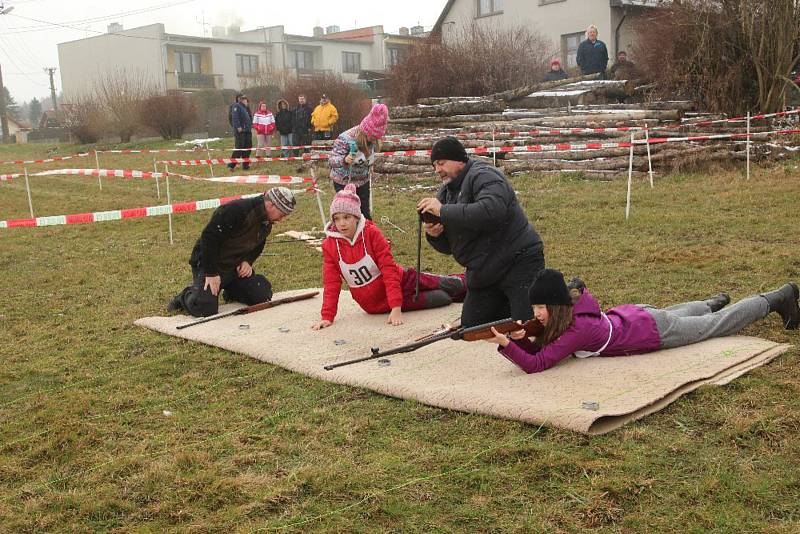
[485,269,799,374]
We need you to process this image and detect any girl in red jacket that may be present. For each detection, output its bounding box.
[312,184,466,330]
[253,101,276,158]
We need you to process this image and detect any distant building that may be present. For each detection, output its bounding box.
[57,22,420,99]
[432,0,664,69]
[6,116,32,143]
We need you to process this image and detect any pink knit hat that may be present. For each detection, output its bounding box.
[330,183,361,218]
[360,104,389,140]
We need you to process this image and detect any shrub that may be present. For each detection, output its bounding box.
[283,72,372,134]
[61,98,107,144]
[634,0,800,114]
[388,24,554,105]
[139,92,197,140]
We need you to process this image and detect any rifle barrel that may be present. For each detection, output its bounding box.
[176,308,242,330]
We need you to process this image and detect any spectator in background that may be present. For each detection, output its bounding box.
[609,51,638,80]
[253,100,276,158]
[228,93,253,172]
[312,93,339,141]
[576,24,609,78]
[274,99,293,158]
[291,94,313,156]
[544,58,569,82]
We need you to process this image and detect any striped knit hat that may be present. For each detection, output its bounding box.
[330,183,361,218]
[266,187,296,215]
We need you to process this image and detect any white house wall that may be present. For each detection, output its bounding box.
[58,24,165,100]
[441,0,615,63]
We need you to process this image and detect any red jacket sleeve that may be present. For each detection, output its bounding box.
[320,238,343,322]
[366,224,403,309]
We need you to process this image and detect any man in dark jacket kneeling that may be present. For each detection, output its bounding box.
[417,137,545,327]
[168,187,296,317]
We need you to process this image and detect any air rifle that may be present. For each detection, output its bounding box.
[323,317,543,370]
[176,290,319,330]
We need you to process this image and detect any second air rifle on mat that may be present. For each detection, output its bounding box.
[323,317,544,370]
[176,291,319,330]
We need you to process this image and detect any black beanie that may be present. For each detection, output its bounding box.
[528,269,572,306]
[431,136,469,163]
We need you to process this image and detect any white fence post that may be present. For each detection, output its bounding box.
[625,132,634,220]
[24,166,35,218]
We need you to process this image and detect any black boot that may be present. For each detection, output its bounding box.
[704,293,730,313]
[167,292,184,313]
[761,283,799,330]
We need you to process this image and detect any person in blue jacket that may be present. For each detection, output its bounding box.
[228,93,253,171]
[576,25,609,78]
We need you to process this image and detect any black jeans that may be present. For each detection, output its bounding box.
[333,180,371,220]
[460,247,545,327]
[177,267,273,317]
[229,131,253,170]
[293,132,312,156]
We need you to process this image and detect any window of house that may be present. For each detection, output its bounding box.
[477,0,503,17]
[236,54,259,76]
[562,31,584,69]
[174,51,201,73]
[289,49,314,70]
[387,47,406,67]
[342,52,361,73]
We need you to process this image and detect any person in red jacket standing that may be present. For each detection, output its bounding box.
[311,184,466,330]
[253,100,276,158]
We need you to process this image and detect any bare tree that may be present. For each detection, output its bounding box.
[636,0,800,113]
[94,68,156,142]
[389,24,555,104]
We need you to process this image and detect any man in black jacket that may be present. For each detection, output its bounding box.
[417,137,545,327]
[291,94,313,156]
[229,93,253,171]
[167,187,296,317]
[576,25,609,77]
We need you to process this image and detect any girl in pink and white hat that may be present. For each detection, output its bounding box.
[311,184,466,330]
[327,104,389,220]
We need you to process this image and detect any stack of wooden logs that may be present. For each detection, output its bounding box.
[308,75,799,180]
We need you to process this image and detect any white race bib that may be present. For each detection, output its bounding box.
[336,238,381,288]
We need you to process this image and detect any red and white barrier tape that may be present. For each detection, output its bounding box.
[378,128,800,157]
[33,168,165,179]
[0,193,262,229]
[673,108,800,129]
[198,175,317,185]
[1,173,21,181]
[97,144,326,154]
[0,152,92,165]
[158,154,329,166]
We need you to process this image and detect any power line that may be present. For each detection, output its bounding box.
[2,0,196,34]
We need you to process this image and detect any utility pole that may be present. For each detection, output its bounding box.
[44,67,58,112]
[0,63,10,144]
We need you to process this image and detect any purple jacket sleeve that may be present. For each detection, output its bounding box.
[498,328,585,374]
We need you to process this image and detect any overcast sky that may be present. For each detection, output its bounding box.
[0,0,448,103]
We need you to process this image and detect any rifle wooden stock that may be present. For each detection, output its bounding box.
[460,319,544,341]
[323,317,544,370]
[176,290,319,330]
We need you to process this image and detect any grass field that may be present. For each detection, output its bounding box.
[1,140,799,533]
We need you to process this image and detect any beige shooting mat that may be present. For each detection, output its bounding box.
[136,289,791,435]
